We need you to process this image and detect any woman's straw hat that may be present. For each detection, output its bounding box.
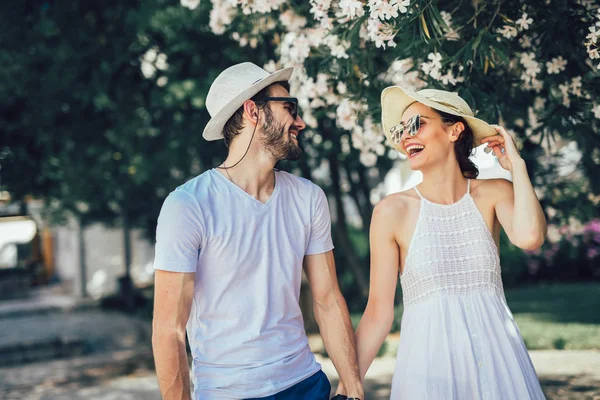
[381,86,497,151]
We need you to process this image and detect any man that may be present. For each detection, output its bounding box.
[152,62,363,400]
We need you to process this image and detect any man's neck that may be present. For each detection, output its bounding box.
[219,148,277,202]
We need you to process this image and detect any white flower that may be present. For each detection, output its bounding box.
[383,58,425,90]
[238,0,286,14]
[263,60,278,73]
[75,202,90,213]
[323,91,341,106]
[141,61,156,79]
[325,34,351,59]
[310,98,326,108]
[519,52,535,66]
[570,76,583,97]
[421,52,443,80]
[341,134,352,154]
[155,53,168,71]
[181,0,200,10]
[236,35,249,47]
[305,27,328,48]
[441,11,460,41]
[439,69,457,86]
[360,152,378,167]
[310,0,332,21]
[280,32,311,65]
[336,99,360,131]
[558,82,571,107]
[558,82,570,96]
[592,104,600,119]
[279,9,307,32]
[534,97,546,111]
[584,22,600,66]
[140,47,168,76]
[143,47,158,63]
[368,0,409,20]
[497,25,518,39]
[170,168,183,179]
[519,35,532,48]
[365,17,397,48]
[209,0,235,35]
[339,0,365,19]
[398,0,411,14]
[528,78,543,92]
[157,76,168,87]
[303,111,318,129]
[314,73,331,97]
[586,25,599,45]
[351,116,385,169]
[546,56,567,74]
[519,52,540,84]
[515,13,533,30]
[337,82,348,95]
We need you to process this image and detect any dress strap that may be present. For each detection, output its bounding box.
[414,185,424,199]
[467,179,471,194]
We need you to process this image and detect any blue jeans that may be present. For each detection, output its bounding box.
[244,370,331,400]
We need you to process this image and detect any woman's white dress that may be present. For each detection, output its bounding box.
[390,181,545,399]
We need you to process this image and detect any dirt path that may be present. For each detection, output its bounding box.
[3,351,598,399]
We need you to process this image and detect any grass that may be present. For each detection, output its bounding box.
[351,282,600,352]
[505,282,600,350]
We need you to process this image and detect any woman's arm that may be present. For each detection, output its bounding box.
[354,199,402,380]
[481,126,547,250]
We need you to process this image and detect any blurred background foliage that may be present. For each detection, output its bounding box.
[1,0,599,314]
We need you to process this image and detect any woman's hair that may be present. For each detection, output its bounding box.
[434,109,479,179]
[222,81,291,148]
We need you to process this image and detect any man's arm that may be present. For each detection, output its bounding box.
[304,251,364,399]
[152,270,195,400]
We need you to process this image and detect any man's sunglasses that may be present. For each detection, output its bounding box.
[389,114,421,144]
[255,97,299,120]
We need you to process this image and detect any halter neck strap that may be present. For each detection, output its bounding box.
[414,180,470,200]
[414,185,424,199]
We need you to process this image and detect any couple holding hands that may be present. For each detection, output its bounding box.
[151,62,547,400]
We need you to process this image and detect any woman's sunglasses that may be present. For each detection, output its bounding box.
[255,97,299,120]
[390,114,421,144]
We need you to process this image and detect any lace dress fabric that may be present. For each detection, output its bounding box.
[390,181,545,400]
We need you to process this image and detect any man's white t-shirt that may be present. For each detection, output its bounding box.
[153,168,334,400]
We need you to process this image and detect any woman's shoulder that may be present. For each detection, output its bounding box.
[471,178,513,202]
[471,178,513,193]
[373,188,420,219]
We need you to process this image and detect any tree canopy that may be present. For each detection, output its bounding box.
[2,0,599,305]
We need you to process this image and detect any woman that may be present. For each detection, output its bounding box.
[354,87,547,399]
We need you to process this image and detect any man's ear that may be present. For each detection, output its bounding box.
[449,121,465,143]
[243,100,259,124]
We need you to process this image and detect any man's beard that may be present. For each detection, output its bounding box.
[260,108,302,161]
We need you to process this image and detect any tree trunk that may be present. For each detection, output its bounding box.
[120,208,135,311]
[342,159,373,229]
[328,151,370,299]
[77,217,88,298]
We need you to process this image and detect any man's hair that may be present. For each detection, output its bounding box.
[222,81,291,148]
[435,109,479,179]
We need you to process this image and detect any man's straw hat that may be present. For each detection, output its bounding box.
[203,62,293,141]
